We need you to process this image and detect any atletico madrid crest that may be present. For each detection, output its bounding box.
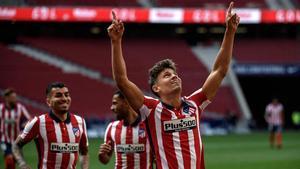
[72,127,80,137]
[138,128,145,138]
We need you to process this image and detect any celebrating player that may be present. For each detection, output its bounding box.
[12,82,89,169]
[98,91,153,168]
[108,1,239,169]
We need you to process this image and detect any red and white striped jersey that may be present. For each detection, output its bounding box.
[0,102,31,143]
[104,118,153,169]
[139,89,210,169]
[20,112,88,169]
[265,103,284,125]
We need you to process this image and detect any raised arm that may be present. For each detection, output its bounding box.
[202,2,240,101]
[108,11,144,111]
[12,136,31,169]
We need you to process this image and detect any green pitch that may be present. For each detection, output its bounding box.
[1,131,299,169]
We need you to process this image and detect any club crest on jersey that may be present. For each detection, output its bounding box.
[72,127,80,137]
[163,116,197,132]
[183,105,196,115]
[138,128,145,138]
[116,144,145,153]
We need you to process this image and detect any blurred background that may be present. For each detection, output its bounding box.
[0,0,300,168]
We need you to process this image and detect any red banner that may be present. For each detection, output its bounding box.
[262,10,300,23]
[0,7,299,24]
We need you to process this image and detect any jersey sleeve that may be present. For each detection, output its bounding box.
[20,116,39,143]
[79,118,89,154]
[187,88,211,111]
[104,122,113,144]
[139,96,159,121]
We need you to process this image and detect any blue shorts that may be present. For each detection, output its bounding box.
[269,125,282,133]
[0,142,13,156]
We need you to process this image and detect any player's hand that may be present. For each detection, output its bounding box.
[99,141,112,155]
[226,2,240,32]
[107,11,124,41]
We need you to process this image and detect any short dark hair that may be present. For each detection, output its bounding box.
[114,90,125,100]
[3,88,16,97]
[148,59,177,97]
[46,82,66,96]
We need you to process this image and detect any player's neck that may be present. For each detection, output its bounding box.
[125,110,138,125]
[5,102,15,110]
[161,96,181,109]
[52,110,68,121]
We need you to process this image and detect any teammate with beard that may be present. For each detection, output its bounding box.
[99,91,153,169]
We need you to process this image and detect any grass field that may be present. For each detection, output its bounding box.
[1,131,299,169]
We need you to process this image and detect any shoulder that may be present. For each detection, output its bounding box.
[143,95,160,107]
[110,120,122,126]
[16,102,24,107]
[71,113,85,123]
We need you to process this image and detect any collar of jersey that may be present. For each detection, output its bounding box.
[49,111,71,124]
[160,98,190,110]
[123,114,141,127]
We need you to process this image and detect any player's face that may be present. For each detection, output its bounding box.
[5,93,17,108]
[111,94,128,120]
[47,87,71,114]
[154,68,182,97]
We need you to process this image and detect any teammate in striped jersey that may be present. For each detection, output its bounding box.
[265,98,284,149]
[0,88,31,169]
[12,82,89,169]
[108,2,239,169]
[98,91,153,169]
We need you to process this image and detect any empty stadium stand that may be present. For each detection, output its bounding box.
[233,38,300,64]
[0,43,115,118]
[18,36,241,116]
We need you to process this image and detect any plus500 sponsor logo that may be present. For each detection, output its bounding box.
[116,144,145,153]
[163,116,196,132]
[50,143,79,153]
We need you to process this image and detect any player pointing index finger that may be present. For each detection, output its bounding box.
[108,1,239,169]
[227,2,234,16]
[112,11,117,22]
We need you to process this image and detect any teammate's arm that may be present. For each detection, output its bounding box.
[12,136,31,169]
[79,119,89,169]
[79,139,89,169]
[98,141,113,164]
[13,117,39,169]
[108,11,144,111]
[202,2,240,101]
[79,152,89,169]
